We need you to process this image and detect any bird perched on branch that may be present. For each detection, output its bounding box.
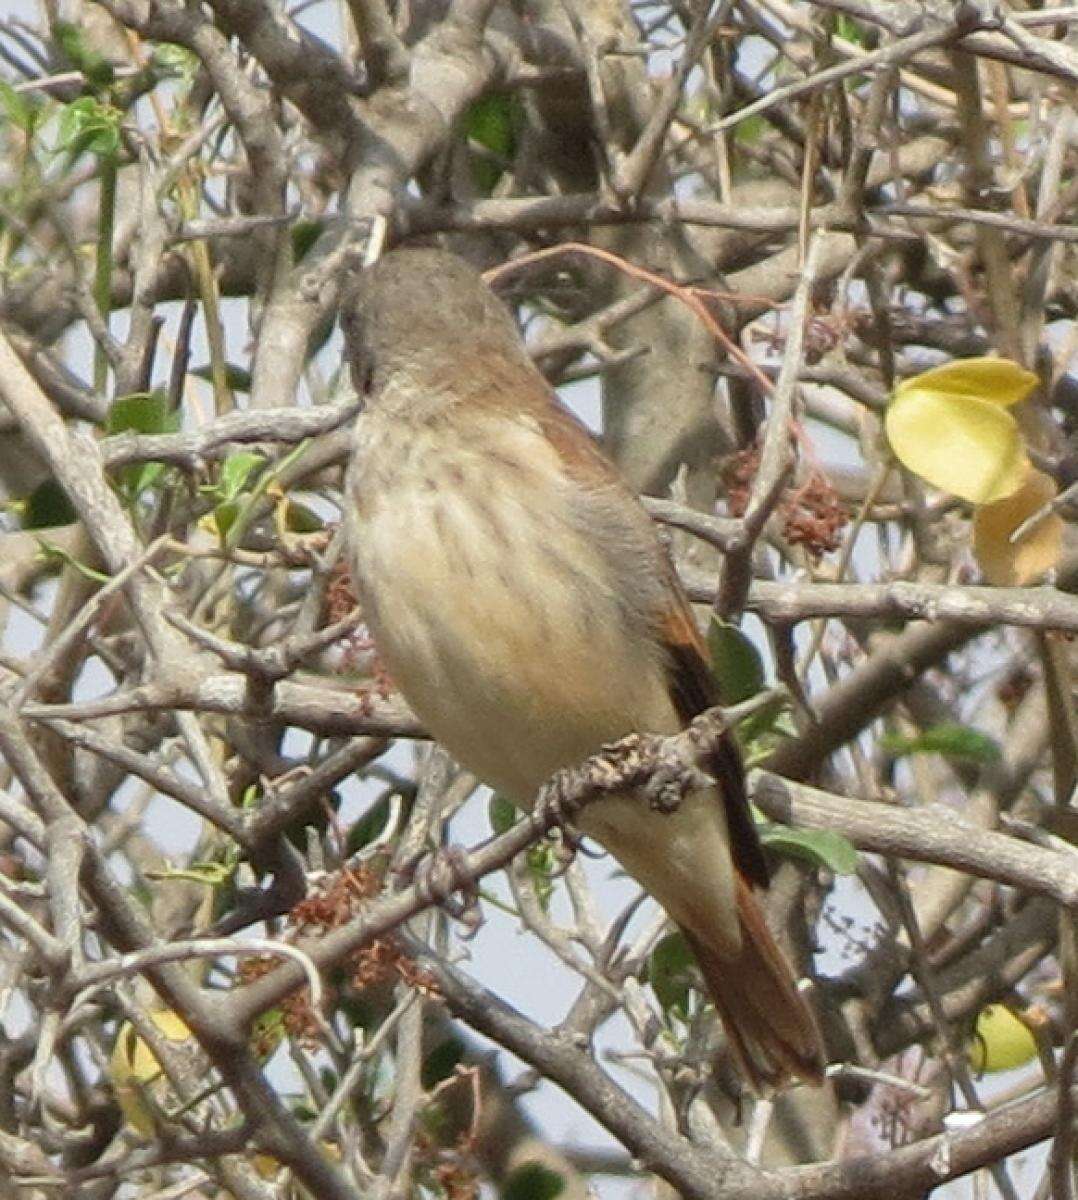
[342,246,824,1089]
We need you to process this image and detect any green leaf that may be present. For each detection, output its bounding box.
[107,391,179,499]
[283,501,324,533]
[526,843,556,912]
[879,723,1002,764]
[209,499,239,538]
[468,93,515,158]
[737,693,791,748]
[151,43,198,83]
[465,93,518,193]
[290,219,324,263]
[347,795,392,853]
[707,618,765,704]
[54,21,115,89]
[0,81,37,132]
[218,452,265,502]
[191,362,252,393]
[647,930,695,1016]
[128,461,172,499]
[835,14,869,45]
[249,1008,284,1061]
[502,1163,565,1200]
[21,479,77,529]
[734,113,768,145]
[421,1037,465,1089]
[144,860,236,887]
[56,96,119,158]
[757,824,858,874]
[489,794,518,835]
[35,536,110,582]
[106,390,177,435]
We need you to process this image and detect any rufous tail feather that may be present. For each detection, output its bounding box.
[681,875,825,1091]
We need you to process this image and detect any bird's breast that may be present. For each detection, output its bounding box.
[347,412,678,804]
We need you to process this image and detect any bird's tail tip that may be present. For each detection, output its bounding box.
[681,879,826,1092]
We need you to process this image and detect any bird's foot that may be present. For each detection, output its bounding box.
[536,732,655,826]
[535,726,717,828]
[642,764,691,814]
[593,731,704,815]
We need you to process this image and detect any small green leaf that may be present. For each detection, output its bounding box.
[757,824,858,874]
[489,794,517,835]
[879,723,1002,764]
[421,1037,465,1089]
[465,93,518,193]
[54,21,115,89]
[468,93,515,158]
[151,43,198,83]
[210,499,240,538]
[526,843,556,912]
[20,479,76,529]
[737,693,791,747]
[734,113,768,145]
[107,392,179,499]
[502,1163,565,1200]
[835,14,869,45]
[191,363,252,393]
[283,501,324,534]
[144,860,236,886]
[707,618,765,704]
[35,536,110,582]
[56,96,119,158]
[249,1008,284,1061]
[347,795,392,853]
[218,452,265,502]
[290,219,324,263]
[647,930,695,1016]
[107,390,178,435]
[0,82,37,132]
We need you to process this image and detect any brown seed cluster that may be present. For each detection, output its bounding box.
[416,1130,480,1200]
[238,866,438,1045]
[322,554,395,704]
[722,443,848,559]
[324,556,359,626]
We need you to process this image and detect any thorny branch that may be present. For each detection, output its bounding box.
[1,0,1077,1197]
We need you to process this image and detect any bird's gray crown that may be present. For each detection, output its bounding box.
[341,247,530,397]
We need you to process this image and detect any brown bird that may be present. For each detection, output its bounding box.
[342,247,824,1089]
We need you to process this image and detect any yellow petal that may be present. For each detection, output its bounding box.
[968,1004,1038,1073]
[885,387,1029,504]
[108,1010,194,1135]
[895,357,1038,408]
[973,467,1063,587]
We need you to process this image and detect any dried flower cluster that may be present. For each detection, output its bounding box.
[722,443,848,558]
[239,866,438,1044]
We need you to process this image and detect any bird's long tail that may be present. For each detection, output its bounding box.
[681,875,825,1091]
